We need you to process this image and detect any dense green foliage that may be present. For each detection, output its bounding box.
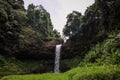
[63,11,82,36]
[63,0,120,41]
[81,30,120,66]
[1,65,120,80]
[64,0,120,38]
[0,0,26,55]
[62,0,120,70]
[27,4,60,39]
[0,0,61,76]
[0,0,60,54]
[0,0,120,79]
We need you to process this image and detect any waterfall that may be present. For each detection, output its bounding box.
[54,44,62,73]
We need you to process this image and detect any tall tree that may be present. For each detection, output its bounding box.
[63,11,81,37]
[27,4,60,39]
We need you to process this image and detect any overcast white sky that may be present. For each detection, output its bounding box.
[24,0,94,35]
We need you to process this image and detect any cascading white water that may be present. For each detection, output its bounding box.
[54,44,62,73]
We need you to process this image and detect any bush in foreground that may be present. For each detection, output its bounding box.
[1,65,120,80]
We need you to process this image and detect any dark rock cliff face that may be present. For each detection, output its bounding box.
[14,39,62,59]
[17,39,62,74]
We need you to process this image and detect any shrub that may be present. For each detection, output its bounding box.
[1,65,120,80]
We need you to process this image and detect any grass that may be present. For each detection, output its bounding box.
[1,73,67,80]
[1,65,120,80]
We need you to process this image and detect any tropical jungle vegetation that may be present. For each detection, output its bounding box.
[0,0,120,80]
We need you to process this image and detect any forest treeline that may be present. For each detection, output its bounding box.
[0,0,60,56]
[0,0,120,78]
[0,0,61,76]
[61,0,120,70]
